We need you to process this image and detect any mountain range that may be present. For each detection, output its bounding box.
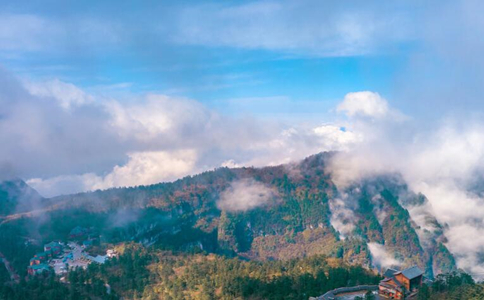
[0,152,456,279]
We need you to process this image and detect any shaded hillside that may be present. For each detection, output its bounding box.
[0,153,456,278]
[0,179,43,217]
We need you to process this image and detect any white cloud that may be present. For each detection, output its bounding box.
[93,150,197,190]
[221,159,241,168]
[28,150,197,197]
[337,91,389,118]
[0,70,365,197]
[241,125,363,168]
[106,95,210,141]
[328,90,410,188]
[313,124,363,149]
[7,83,374,198]
[371,194,387,226]
[25,79,94,109]
[327,106,484,278]
[445,224,484,276]
[368,242,402,269]
[329,196,356,239]
[217,178,278,212]
[329,151,395,189]
[27,173,102,197]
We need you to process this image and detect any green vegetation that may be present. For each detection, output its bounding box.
[419,272,484,300]
[0,244,381,300]
[0,263,10,284]
[143,251,380,299]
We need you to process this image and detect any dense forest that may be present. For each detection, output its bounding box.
[418,272,484,300]
[0,244,481,299]
[0,243,381,300]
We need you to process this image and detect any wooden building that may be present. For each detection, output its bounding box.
[379,266,423,299]
[27,264,50,276]
[44,241,62,255]
[69,226,88,239]
[29,257,41,266]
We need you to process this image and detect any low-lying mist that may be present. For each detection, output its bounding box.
[328,103,484,277]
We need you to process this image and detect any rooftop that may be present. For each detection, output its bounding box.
[400,266,424,280]
[383,268,399,278]
[383,266,423,280]
[44,241,61,248]
[70,226,87,235]
[29,264,50,270]
[35,251,51,257]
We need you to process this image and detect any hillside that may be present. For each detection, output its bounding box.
[0,179,44,217]
[0,243,383,300]
[0,152,456,280]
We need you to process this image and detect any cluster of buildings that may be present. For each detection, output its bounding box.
[28,241,63,275]
[27,227,117,276]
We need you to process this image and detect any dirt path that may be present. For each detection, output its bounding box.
[0,251,20,283]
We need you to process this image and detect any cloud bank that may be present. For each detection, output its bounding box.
[328,94,484,278]
[368,242,402,270]
[328,195,357,239]
[0,67,359,197]
[217,179,278,212]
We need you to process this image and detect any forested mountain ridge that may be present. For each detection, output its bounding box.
[0,179,44,217]
[0,152,456,281]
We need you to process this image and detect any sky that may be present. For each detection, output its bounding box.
[0,0,413,118]
[1,0,483,196]
[3,0,484,277]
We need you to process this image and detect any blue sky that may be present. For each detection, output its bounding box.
[0,0,420,121]
[8,53,404,121]
[1,0,484,197]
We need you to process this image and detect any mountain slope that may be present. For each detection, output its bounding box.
[334,176,455,276]
[0,152,456,278]
[0,179,43,217]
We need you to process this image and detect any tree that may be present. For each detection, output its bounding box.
[418,284,430,300]
[364,290,376,300]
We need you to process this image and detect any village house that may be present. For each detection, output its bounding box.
[379,266,423,299]
[83,239,94,247]
[27,264,51,276]
[106,249,118,258]
[33,251,52,262]
[69,226,88,239]
[29,257,42,266]
[44,241,63,255]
